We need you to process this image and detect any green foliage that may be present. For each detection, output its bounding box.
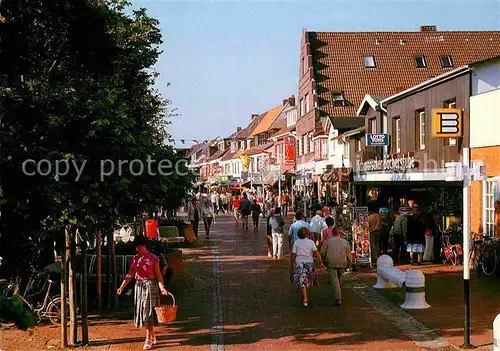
[0,0,195,279]
[0,295,37,331]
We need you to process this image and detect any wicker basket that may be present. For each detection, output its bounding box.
[155,292,178,324]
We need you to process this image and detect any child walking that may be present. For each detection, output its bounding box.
[290,227,326,307]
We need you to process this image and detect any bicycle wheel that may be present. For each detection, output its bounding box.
[46,297,70,326]
[481,246,498,277]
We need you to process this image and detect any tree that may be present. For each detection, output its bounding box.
[0,0,194,343]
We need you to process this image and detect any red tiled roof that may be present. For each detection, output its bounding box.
[250,106,283,137]
[274,124,296,137]
[308,30,500,117]
[207,148,229,162]
[246,142,274,156]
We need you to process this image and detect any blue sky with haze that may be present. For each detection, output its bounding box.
[130,0,500,146]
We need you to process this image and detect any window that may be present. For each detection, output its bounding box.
[305,93,310,113]
[444,99,457,146]
[355,137,362,152]
[369,118,377,133]
[302,56,306,75]
[300,99,304,116]
[303,135,308,154]
[286,109,297,126]
[364,55,376,68]
[240,141,245,151]
[332,92,345,107]
[440,55,453,68]
[345,141,350,160]
[415,110,425,150]
[309,134,315,153]
[393,117,401,153]
[330,138,336,155]
[321,139,328,159]
[298,137,302,156]
[231,142,236,152]
[415,55,427,68]
[484,178,499,236]
[247,139,251,149]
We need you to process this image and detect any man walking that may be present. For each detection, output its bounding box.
[288,211,309,250]
[239,192,252,230]
[320,229,352,306]
[368,202,382,263]
[269,207,285,260]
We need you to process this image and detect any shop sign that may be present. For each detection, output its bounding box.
[432,108,462,138]
[356,154,418,173]
[366,133,389,146]
[284,136,295,166]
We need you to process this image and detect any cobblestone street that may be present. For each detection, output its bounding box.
[3,213,479,351]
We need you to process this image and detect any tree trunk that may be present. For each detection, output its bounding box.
[81,228,89,345]
[109,224,118,307]
[96,229,102,309]
[107,228,112,308]
[60,230,68,348]
[67,226,78,346]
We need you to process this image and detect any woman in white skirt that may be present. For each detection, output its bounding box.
[117,235,168,349]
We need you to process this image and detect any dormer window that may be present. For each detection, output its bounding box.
[240,141,245,151]
[231,141,236,152]
[364,55,376,68]
[332,92,346,107]
[440,55,453,68]
[415,55,427,68]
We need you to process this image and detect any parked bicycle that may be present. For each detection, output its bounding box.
[439,226,463,266]
[2,271,68,326]
[476,235,500,277]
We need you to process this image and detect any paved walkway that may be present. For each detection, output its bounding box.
[1,213,485,350]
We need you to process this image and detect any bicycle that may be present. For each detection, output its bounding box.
[3,272,69,326]
[478,235,499,277]
[440,226,462,266]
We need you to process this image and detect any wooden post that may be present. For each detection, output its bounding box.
[109,223,118,308]
[81,229,89,345]
[60,229,68,348]
[96,229,102,309]
[107,228,112,308]
[67,226,77,346]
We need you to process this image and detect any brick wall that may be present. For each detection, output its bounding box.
[470,145,500,233]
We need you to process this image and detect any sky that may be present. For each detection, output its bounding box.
[130,0,500,147]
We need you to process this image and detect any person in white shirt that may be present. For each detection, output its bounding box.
[290,227,326,307]
[211,192,218,214]
[309,210,327,245]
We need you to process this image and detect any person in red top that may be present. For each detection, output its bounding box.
[232,195,241,224]
[117,236,168,349]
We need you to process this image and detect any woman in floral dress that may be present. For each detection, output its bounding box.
[290,227,326,307]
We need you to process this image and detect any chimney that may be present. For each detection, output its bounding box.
[251,114,259,120]
[288,95,296,106]
[236,127,242,132]
[420,25,437,32]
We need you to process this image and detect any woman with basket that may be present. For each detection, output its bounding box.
[117,235,169,350]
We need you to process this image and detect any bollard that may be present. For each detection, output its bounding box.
[373,255,397,289]
[494,314,500,351]
[401,269,430,309]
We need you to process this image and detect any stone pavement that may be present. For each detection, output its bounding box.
[1,213,495,351]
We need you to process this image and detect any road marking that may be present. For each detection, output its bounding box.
[345,275,456,350]
[211,245,224,351]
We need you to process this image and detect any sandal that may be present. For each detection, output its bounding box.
[143,339,152,350]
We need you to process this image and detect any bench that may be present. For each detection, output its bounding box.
[158,226,185,245]
[373,255,430,309]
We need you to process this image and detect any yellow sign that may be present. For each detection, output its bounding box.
[239,155,251,172]
[432,108,462,138]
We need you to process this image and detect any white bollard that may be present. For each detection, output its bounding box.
[401,269,430,309]
[494,314,500,351]
[373,255,397,289]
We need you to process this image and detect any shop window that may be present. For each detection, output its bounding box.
[393,117,401,153]
[444,99,457,146]
[415,109,425,150]
[484,178,499,236]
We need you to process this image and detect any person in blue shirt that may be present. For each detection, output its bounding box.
[288,212,309,250]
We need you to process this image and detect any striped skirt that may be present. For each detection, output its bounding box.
[134,280,160,328]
